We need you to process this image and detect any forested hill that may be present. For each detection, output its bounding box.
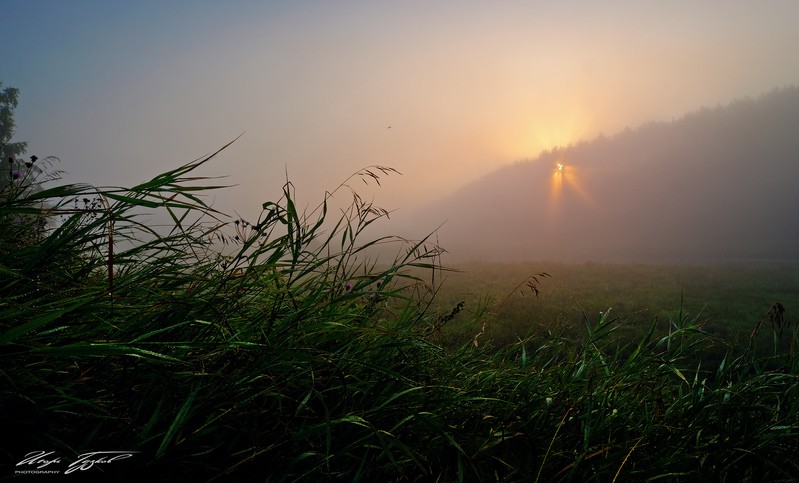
[413,86,799,262]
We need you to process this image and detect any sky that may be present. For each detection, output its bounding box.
[3,1,799,234]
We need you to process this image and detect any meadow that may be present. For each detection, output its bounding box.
[2,150,799,481]
[431,261,799,362]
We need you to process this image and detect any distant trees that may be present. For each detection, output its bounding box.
[0,82,61,195]
[1,82,29,192]
[0,82,61,244]
[0,82,27,157]
[424,85,799,261]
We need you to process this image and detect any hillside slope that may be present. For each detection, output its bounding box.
[413,86,799,262]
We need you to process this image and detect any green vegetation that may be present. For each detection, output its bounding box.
[2,86,798,478]
[432,261,799,361]
[3,151,798,481]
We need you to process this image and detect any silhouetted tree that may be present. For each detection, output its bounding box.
[1,82,29,192]
[0,83,26,153]
[0,82,62,244]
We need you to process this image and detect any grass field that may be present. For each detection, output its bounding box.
[3,152,799,481]
[429,261,799,361]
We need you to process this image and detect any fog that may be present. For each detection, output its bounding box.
[413,87,799,262]
[3,1,799,261]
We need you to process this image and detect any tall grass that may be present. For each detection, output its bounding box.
[2,145,798,481]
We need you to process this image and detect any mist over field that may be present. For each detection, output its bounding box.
[408,86,799,263]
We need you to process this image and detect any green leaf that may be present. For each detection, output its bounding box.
[156,382,201,459]
[104,192,161,208]
[671,366,689,385]
[32,343,182,362]
[0,297,94,345]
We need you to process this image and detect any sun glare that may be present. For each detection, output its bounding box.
[548,161,595,221]
[549,162,565,213]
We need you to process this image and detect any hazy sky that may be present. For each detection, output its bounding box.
[3,1,799,225]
